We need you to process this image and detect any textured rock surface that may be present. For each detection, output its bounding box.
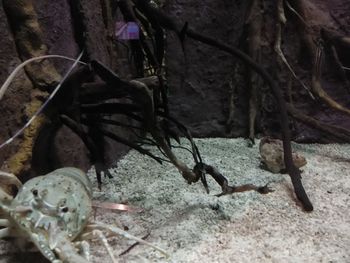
[0,0,130,176]
[164,0,248,137]
[0,4,35,170]
[33,0,79,73]
[164,0,350,140]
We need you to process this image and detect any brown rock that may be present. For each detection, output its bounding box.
[259,137,307,173]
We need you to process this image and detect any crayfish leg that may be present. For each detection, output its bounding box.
[0,171,22,202]
[0,219,9,227]
[0,227,10,238]
[86,222,169,258]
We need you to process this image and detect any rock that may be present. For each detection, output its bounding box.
[259,137,307,173]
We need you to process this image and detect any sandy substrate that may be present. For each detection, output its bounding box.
[0,138,350,262]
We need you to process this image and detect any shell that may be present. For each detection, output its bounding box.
[11,167,92,240]
[0,168,168,262]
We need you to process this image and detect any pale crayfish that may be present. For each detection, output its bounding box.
[0,167,168,262]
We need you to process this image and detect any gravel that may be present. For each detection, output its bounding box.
[1,138,349,262]
[88,138,350,263]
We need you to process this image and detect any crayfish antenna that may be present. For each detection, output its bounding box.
[87,222,170,259]
[93,229,117,263]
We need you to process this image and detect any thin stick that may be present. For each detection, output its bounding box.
[88,222,169,258]
[94,230,117,263]
[246,0,262,143]
[274,1,315,99]
[312,43,350,116]
[285,1,308,26]
[119,233,150,256]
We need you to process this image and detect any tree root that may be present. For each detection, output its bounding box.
[133,0,313,211]
[226,76,238,135]
[245,0,262,144]
[321,29,350,94]
[286,103,350,143]
[312,42,350,117]
[321,28,350,48]
[90,60,198,183]
[83,60,261,196]
[289,0,350,117]
[274,0,315,100]
[287,0,316,61]
[193,163,273,197]
[329,45,350,94]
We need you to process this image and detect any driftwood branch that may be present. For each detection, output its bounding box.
[289,0,350,117]
[90,60,198,183]
[286,104,350,143]
[133,0,313,211]
[245,0,262,144]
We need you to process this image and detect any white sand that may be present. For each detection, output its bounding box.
[88,138,350,263]
[1,138,350,262]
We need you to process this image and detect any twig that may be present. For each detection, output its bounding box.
[119,233,151,256]
[194,163,273,197]
[88,222,169,258]
[330,45,350,94]
[312,43,350,116]
[289,0,350,117]
[285,1,308,27]
[274,1,315,100]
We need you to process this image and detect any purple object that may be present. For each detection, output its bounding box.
[115,22,139,40]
